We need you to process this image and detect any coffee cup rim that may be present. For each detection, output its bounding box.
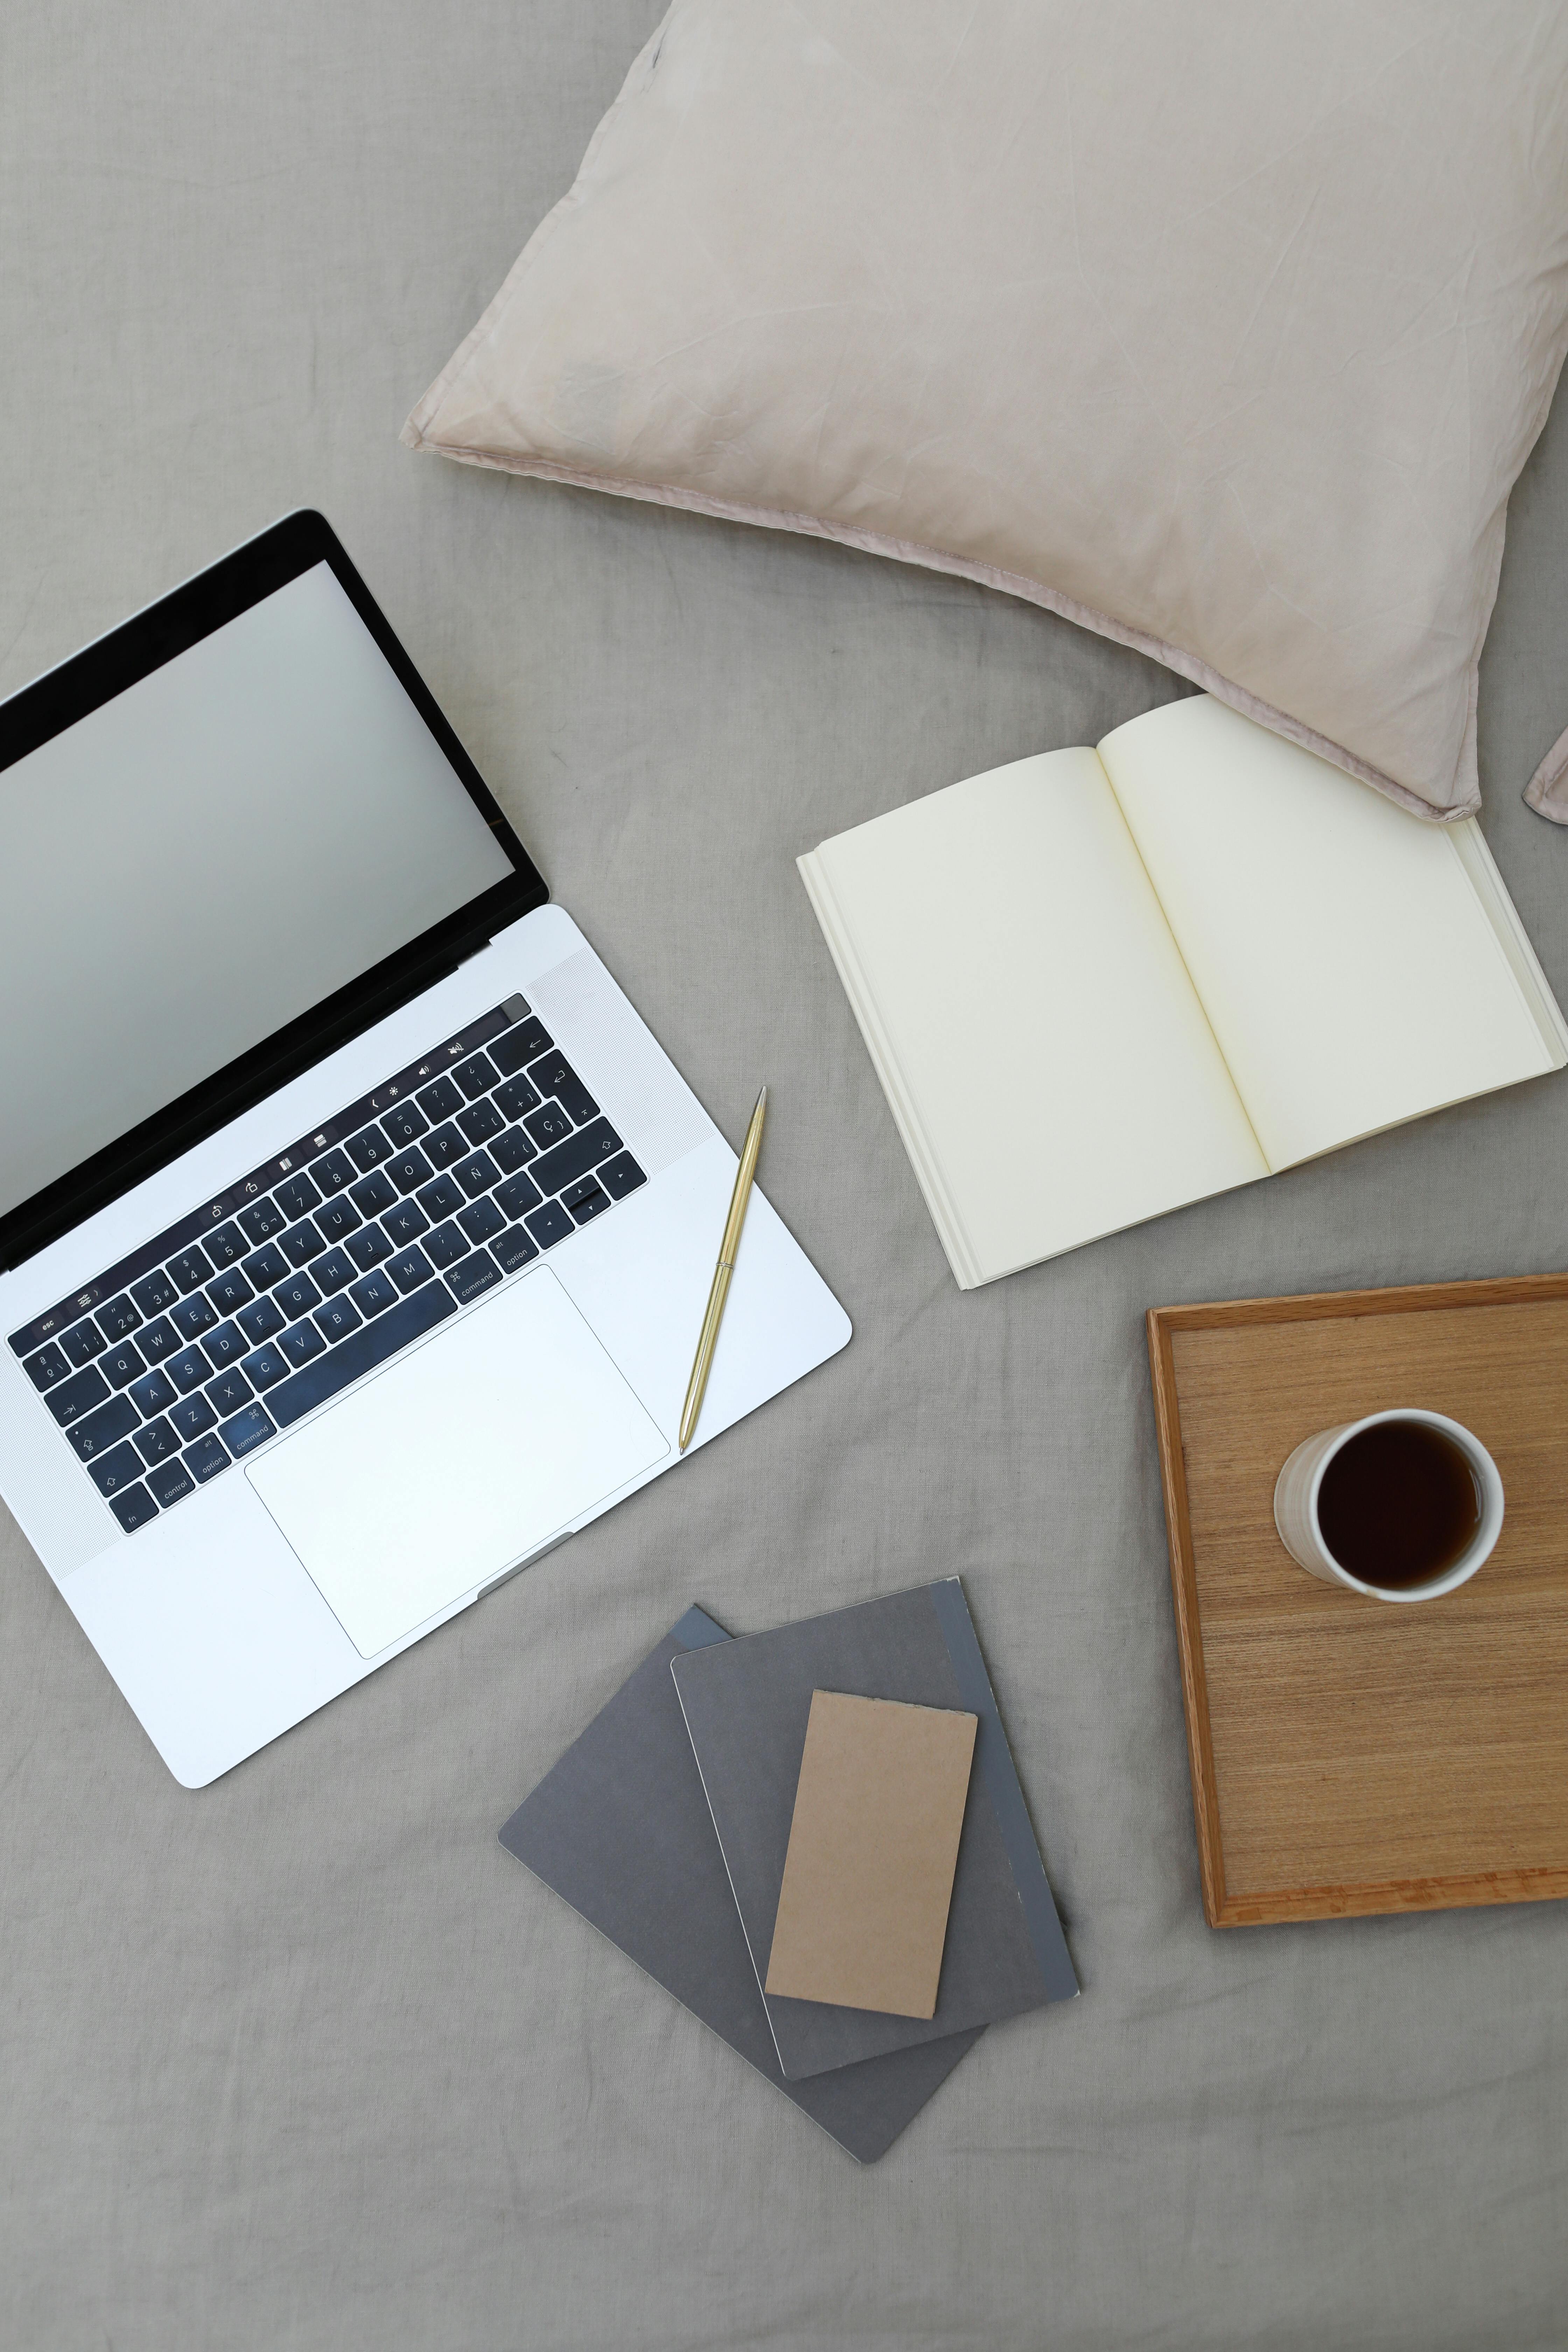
[1306,1408,1504,1602]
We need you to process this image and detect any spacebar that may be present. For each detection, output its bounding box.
[267,1280,460,1430]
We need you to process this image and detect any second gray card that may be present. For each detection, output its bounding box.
[671,1580,1078,2080]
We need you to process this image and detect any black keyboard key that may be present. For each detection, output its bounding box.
[204,1320,248,1369]
[280,1217,327,1269]
[168,1246,215,1294]
[457,1195,505,1246]
[345,1124,393,1172]
[146,1456,194,1509]
[168,1391,218,1443]
[314,1194,361,1242]
[271,1277,458,1429]
[423,1122,467,1170]
[490,1124,537,1175]
[492,1224,540,1274]
[313,1245,357,1296]
[66,1394,140,1459]
[165,1345,212,1395]
[275,1172,322,1221]
[456,1096,504,1147]
[205,1267,255,1317]
[97,1293,142,1340]
[130,1268,180,1317]
[183,1432,230,1484]
[201,1336,247,1383]
[423,1220,470,1270]
[524,1102,574,1150]
[445,1249,502,1304]
[453,1149,501,1200]
[236,1195,286,1244]
[349,1269,398,1319]
[128,1367,177,1418]
[529,1052,598,1125]
[136,1315,180,1364]
[204,1367,254,1419]
[308,1146,357,1195]
[23,1342,70,1392]
[100,1339,147,1389]
[415,1073,464,1122]
[387,1245,435,1295]
[345,1223,392,1271]
[242,1240,290,1290]
[379,1099,429,1146]
[386,1146,434,1195]
[46,1364,111,1427]
[274,1270,323,1321]
[382,1197,430,1247]
[87,1441,144,1499]
[108,1483,159,1535]
[492,1016,552,1074]
[415,1172,464,1222]
[451,1050,500,1101]
[243,1343,290,1391]
[278,1317,327,1367]
[202,1221,247,1268]
[596,1151,647,1201]
[59,1316,107,1367]
[162,1294,211,1356]
[524,1200,575,1251]
[314,1293,364,1344]
[349,1168,398,1218]
[169,1292,218,1340]
[493,1073,541,1123]
[495,1170,542,1221]
[133,1417,181,1466]
[561,1176,611,1226]
[234,1294,286,1346]
[531,1120,624,1199]
[220,1402,275,1458]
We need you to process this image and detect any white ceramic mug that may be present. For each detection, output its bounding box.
[1273,1407,1504,1603]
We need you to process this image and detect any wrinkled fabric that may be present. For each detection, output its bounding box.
[1525,721,1568,821]
[6,3,1568,2347]
[406,0,1568,825]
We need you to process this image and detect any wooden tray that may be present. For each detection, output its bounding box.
[1147,1272,1568,1927]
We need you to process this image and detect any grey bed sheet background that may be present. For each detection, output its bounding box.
[2,6,1565,2348]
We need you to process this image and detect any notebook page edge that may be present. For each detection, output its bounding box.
[1447,821,1568,1064]
[1098,696,1561,1169]
[802,750,1264,1280]
[798,847,981,1286]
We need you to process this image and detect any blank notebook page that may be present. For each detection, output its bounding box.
[805,747,1265,1283]
[1099,696,1560,1171]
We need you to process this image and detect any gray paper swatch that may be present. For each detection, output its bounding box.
[498,1607,979,2164]
[671,1581,1077,2080]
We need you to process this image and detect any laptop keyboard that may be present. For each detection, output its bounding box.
[6,995,646,1538]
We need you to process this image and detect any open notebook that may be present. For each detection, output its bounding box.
[799,696,1568,1288]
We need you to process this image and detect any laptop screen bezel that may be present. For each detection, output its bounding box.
[0,509,548,1272]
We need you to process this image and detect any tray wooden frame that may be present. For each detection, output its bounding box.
[1147,1271,1568,1927]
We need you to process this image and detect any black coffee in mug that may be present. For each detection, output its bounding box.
[1315,1418,1482,1590]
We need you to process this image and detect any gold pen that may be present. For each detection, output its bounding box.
[679,1085,767,1453]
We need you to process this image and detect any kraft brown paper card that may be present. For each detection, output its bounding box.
[764,1691,978,2020]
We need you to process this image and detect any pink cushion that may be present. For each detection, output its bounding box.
[405,1,1568,823]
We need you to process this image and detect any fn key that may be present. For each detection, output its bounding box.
[596,1152,646,1201]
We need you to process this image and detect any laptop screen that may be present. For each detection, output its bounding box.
[0,560,517,1227]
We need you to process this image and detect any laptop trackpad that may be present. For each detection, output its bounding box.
[247,1269,669,1659]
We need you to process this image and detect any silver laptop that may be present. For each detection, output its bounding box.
[0,513,849,1785]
